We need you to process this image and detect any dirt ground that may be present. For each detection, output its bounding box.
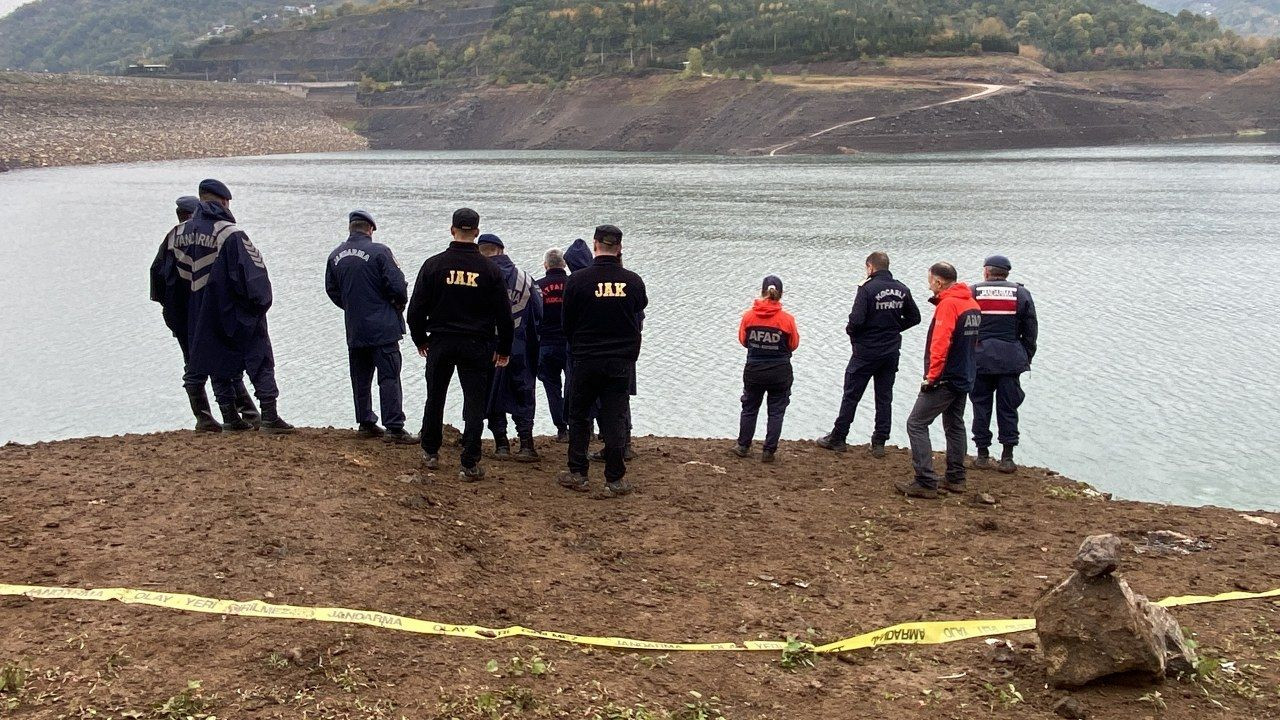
[2,429,1279,719]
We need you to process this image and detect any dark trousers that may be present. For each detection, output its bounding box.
[737,377,792,453]
[349,343,405,430]
[176,336,211,393]
[421,336,490,469]
[211,333,278,405]
[906,385,968,490]
[970,373,1025,449]
[537,341,568,431]
[830,353,899,444]
[567,357,633,483]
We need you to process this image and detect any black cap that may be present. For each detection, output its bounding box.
[348,209,376,231]
[762,275,783,295]
[198,178,232,200]
[175,196,200,214]
[983,255,1012,271]
[452,208,479,231]
[476,233,504,249]
[594,224,622,245]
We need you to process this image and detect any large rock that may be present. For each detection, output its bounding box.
[1035,571,1166,687]
[1141,599,1199,676]
[1072,534,1122,578]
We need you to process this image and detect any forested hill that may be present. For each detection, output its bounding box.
[2,0,1278,77]
[364,0,1278,83]
[1142,0,1280,37]
[0,0,372,72]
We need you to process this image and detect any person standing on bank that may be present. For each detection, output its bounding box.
[325,210,415,444]
[407,208,513,480]
[970,255,1038,473]
[477,233,543,461]
[897,262,981,499]
[818,251,920,457]
[535,248,570,443]
[558,224,648,498]
[150,195,258,432]
[155,179,294,433]
[732,276,799,463]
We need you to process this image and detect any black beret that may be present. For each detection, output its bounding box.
[348,209,377,231]
[198,178,232,200]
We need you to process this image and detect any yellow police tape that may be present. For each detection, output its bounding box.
[2,583,1278,654]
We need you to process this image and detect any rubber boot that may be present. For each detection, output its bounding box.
[258,399,296,434]
[219,403,253,432]
[235,380,261,429]
[187,388,222,433]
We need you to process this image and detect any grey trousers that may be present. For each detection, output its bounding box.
[906,385,968,489]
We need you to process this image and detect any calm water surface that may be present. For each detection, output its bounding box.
[1,144,1278,509]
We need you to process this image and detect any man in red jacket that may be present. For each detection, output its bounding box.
[897,262,982,499]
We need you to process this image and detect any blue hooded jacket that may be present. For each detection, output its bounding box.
[154,201,274,376]
[565,238,593,273]
[325,232,409,348]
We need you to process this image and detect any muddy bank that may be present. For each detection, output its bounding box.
[0,72,366,171]
[350,66,1273,155]
[1,429,1278,718]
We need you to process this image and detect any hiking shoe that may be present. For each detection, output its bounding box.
[459,465,485,482]
[513,446,540,463]
[593,479,634,499]
[422,452,439,470]
[493,444,511,459]
[869,442,886,459]
[894,480,939,499]
[384,428,418,445]
[555,428,570,444]
[731,444,750,458]
[761,450,776,464]
[998,458,1017,474]
[358,422,384,438]
[816,434,847,453]
[557,471,590,492]
[973,452,992,470]
[942,478,968,494]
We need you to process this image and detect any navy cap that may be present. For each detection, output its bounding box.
[348,209,376,231]
[593,224,623,245]
[175,196,200,214]
[477,233,504,249]
[983,255,1012,271]
[198,178,232,200]
[452,207,479,231]
[762,275,783,295]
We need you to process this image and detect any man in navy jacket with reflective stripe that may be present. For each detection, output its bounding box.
[326,210,414,444]
[154,178,294,433]
[969,255,1038,473]
[818,251,920,457]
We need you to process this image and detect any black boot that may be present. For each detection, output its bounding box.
[492,434,511,459]
[973,448,992,469]
[187,388,222,433]
[235,381,261,429]
[219,403,253,432]
[258,399,296,434]
[514,437,539,463]
[998,444,1017,474]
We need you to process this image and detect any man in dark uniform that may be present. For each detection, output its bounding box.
[151,196,225,432]
[407,208,513,480]
[898,262,981,499]
[558,224,648,498]
[325,210,415,444]
[478,233,542,461]
[817,251,920,457]
[970,255,1038,473]
[535,248,570,443]
[154,179,294,433]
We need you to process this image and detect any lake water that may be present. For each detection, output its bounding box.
[1,144,1278,510]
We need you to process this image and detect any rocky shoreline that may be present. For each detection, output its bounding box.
[1,429,1278,718]
[0,72,366,171]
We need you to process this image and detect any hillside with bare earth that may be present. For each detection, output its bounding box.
[1,428,1279,718]
[0,72,366,171]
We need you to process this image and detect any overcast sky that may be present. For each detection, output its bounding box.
[0,0,34,18]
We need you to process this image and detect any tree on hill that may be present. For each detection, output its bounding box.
[682,46,704,78]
